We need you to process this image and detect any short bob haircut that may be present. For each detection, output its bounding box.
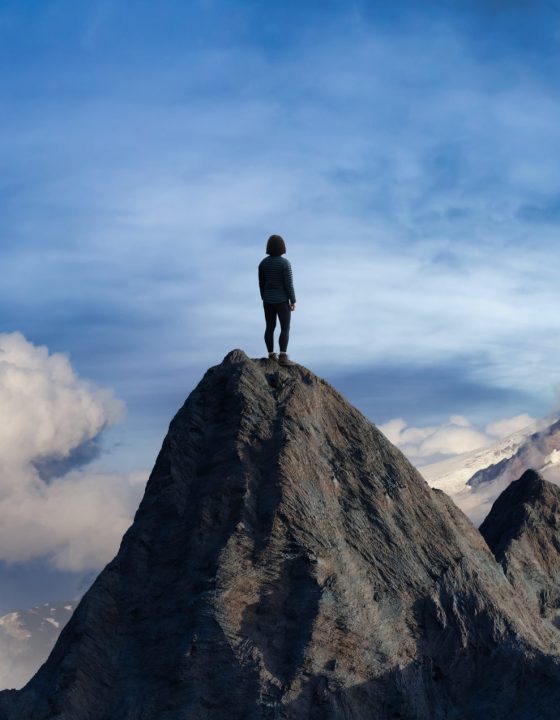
[266,234,286,256]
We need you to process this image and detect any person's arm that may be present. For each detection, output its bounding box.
[283,260,296,305]
[258,262,264,300]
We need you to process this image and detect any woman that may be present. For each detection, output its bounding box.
[258,234,296,366]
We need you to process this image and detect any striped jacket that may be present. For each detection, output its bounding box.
[258,255,296,304]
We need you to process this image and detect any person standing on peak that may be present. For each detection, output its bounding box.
[258,234,296,366]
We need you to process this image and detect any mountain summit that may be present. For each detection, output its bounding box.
[480,469,560,627]
[2,350,560,719]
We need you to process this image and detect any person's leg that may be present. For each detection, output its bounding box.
[277,301,291,352]
[263,302,277,352]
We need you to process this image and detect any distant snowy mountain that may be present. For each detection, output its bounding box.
[421,416,560,526]
[0,599,77,690]
[420,419,544,493]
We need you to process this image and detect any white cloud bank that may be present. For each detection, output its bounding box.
[380,412,535,466]
[0,332,147,571]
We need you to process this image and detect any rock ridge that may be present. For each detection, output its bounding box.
[480,469,560,628]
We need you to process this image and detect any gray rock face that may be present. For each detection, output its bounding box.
[480,469,560,628]
[2,350,560,719]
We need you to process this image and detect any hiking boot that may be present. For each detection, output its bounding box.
[278,352,295,366]
[268,352,278,362]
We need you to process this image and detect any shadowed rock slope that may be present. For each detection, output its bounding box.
[2,350,560,719]
[480,469,560,629]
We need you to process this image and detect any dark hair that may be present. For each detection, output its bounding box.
[266,234,286,256]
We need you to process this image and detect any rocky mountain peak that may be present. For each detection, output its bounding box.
[506,467,548,495]
[480,470,560,626]
[479,470,554,559]
[2,351,560,719]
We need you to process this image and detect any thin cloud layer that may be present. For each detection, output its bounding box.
[0,332,146,570]
[2,0,560,429]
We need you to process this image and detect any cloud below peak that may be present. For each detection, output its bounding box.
[380,411,536,466]
[0,332,146,571]
[0,332,123,466]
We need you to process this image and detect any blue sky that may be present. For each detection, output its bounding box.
[2,0,560,613]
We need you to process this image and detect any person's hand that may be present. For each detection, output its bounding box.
[290,303,296,311]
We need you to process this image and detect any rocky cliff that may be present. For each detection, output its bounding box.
[480,469,560,630]
[1,350,560,720]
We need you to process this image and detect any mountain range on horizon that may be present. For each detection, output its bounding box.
[423,416,560,526]
[0,601,78,691]
[2,350,560,718]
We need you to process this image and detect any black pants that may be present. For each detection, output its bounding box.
[263,301,291,353]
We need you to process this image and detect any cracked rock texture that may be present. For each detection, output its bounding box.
[2,350,560,719]
[480,469,560,631]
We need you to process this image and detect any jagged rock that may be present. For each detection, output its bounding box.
[2,350,560,719]
[480,469,560,628]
